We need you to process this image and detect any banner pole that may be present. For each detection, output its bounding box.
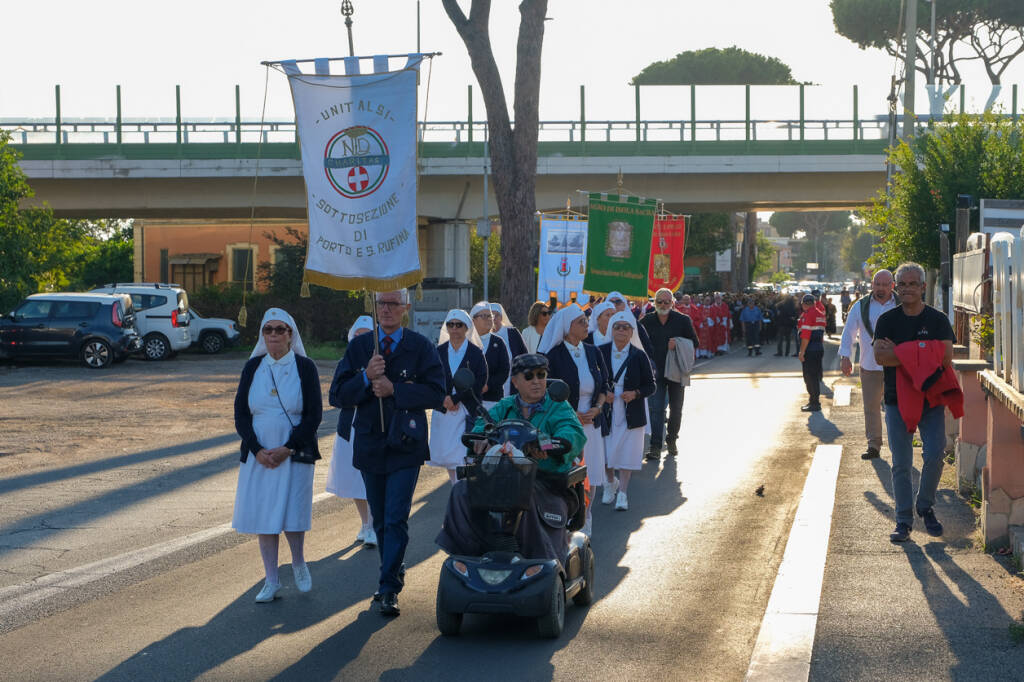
[368,289,386,431]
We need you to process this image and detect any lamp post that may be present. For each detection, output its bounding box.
[341,0,355,57]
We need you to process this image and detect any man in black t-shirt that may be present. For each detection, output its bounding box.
[872,263,955,544]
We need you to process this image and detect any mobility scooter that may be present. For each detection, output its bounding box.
[435,368,595,638]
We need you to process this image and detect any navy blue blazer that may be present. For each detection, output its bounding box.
[599,343,657,430]
[438,341,488,415]
[543,341,609,431]
[481,334,510,402]
[329,328,445,474]
[503,327,528,359]
[234,354,323,463]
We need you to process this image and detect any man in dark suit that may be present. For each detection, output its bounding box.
[330,289,444,617]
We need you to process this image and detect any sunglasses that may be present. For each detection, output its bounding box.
[540,310,552,316]
[612,323,633,331]
[262,325,290,336]
[520,369,547,381]
[445,321,466,328]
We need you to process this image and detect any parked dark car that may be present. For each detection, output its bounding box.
[0,293,143,369]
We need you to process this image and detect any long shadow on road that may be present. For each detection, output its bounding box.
[95,481,453,682]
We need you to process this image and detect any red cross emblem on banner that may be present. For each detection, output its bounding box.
[347,166,370,192]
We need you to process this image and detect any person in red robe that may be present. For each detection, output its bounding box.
[712,293,731,355]
[675,294,703,347]
[695,295,715,358]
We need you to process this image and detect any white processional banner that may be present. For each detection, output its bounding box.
[537,216,590,305]
[283,55,423,291]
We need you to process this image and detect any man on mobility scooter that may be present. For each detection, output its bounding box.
[435,353,595,637]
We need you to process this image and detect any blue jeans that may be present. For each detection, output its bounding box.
[649,377,684,448]
[884,403,947,526]
[362,466,420,593]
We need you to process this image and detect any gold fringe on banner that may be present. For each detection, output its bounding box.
[304,268,424,294]
[415,283,423,301]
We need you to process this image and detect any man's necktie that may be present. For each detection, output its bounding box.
[381,336,393,356]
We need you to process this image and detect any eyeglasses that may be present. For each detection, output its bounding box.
[895,281,922,288]
[473,313,493,320]
[612,323,632,331]
[655,299,673,305]
[377,300,404,309]
[262,325,290,336]
[520,369,547,381]
[445,321,465,328]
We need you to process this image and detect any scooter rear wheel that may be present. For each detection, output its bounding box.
[573,545,595,606]
[536,575,565,638]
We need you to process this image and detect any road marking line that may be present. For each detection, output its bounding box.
[832,385,852,407]
[745,444,842,682]
[0,491,334,621]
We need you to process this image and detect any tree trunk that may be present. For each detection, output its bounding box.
[442,0,548,326]
[738,212,756,290]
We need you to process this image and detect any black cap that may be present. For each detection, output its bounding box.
[511,353,548,375]
[802,294,816,303]
[811,289,821,297]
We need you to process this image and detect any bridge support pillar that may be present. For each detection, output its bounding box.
[411,220,474,340]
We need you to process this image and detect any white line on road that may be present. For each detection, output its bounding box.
[0,492,335,622]
[832,385,852,407]
[744,444,842,682]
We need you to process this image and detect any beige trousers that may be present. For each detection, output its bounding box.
[860,369,884,450]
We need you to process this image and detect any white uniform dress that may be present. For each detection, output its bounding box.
[603,346,646,471]
[428,342,471,470]
[325,427,366,499]
[232,351,315,534]
[565,340,606,486]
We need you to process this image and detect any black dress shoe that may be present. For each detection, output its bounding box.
[800,403,822,412]
[379,592,400,616]
[666,445,678,458]
[861,447,881,460]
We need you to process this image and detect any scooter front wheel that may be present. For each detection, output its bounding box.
[573,545,595,606]
[436,582,463,636]
[536,575,565,638]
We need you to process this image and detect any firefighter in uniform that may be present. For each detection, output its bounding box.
[797,293,827,412]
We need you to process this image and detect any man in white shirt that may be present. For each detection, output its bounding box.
[838,269,897,460]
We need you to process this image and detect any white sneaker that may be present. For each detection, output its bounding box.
[356,526,367,543]
[601,479,619,504]
[293,564,312,593]
[362,527,378,548]
[615,491,628,511]
[255,580,281,603]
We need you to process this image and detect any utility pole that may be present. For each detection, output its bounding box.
[903,0,917,140]
[341,1,355,57]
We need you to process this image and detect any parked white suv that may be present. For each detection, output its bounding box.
[187,308,240,354]
[90,283,191,360]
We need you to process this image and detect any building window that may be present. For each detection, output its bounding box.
[227,243,256,291]
[172,264,206,293]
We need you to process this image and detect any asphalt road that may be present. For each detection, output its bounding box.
[0,342,843,680]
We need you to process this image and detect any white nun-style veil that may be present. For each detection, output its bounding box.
[588,301,616,345]
[488,302,514,329]
[607,310,644,352]
[437,309,482,348]
[347,315,374,342]
[537,304,586,354]
[250,307,307,359]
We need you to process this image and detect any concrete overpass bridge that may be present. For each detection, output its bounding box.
[7,117,889,219]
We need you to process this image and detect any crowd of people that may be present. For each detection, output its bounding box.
[229,270,954,616]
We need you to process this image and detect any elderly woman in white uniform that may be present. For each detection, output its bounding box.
[538,304,609,536]
[325,315,376,547]
[233,308,323,603]
[428,309,488,483]
[471,301,510,410]
[599,311,656,510]
[586,300,616,347]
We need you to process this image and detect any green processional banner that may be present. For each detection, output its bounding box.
[583,194,657,297]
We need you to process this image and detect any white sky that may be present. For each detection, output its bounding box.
[3,0,1023,124]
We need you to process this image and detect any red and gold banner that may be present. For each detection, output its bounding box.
[648,215,686,295]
